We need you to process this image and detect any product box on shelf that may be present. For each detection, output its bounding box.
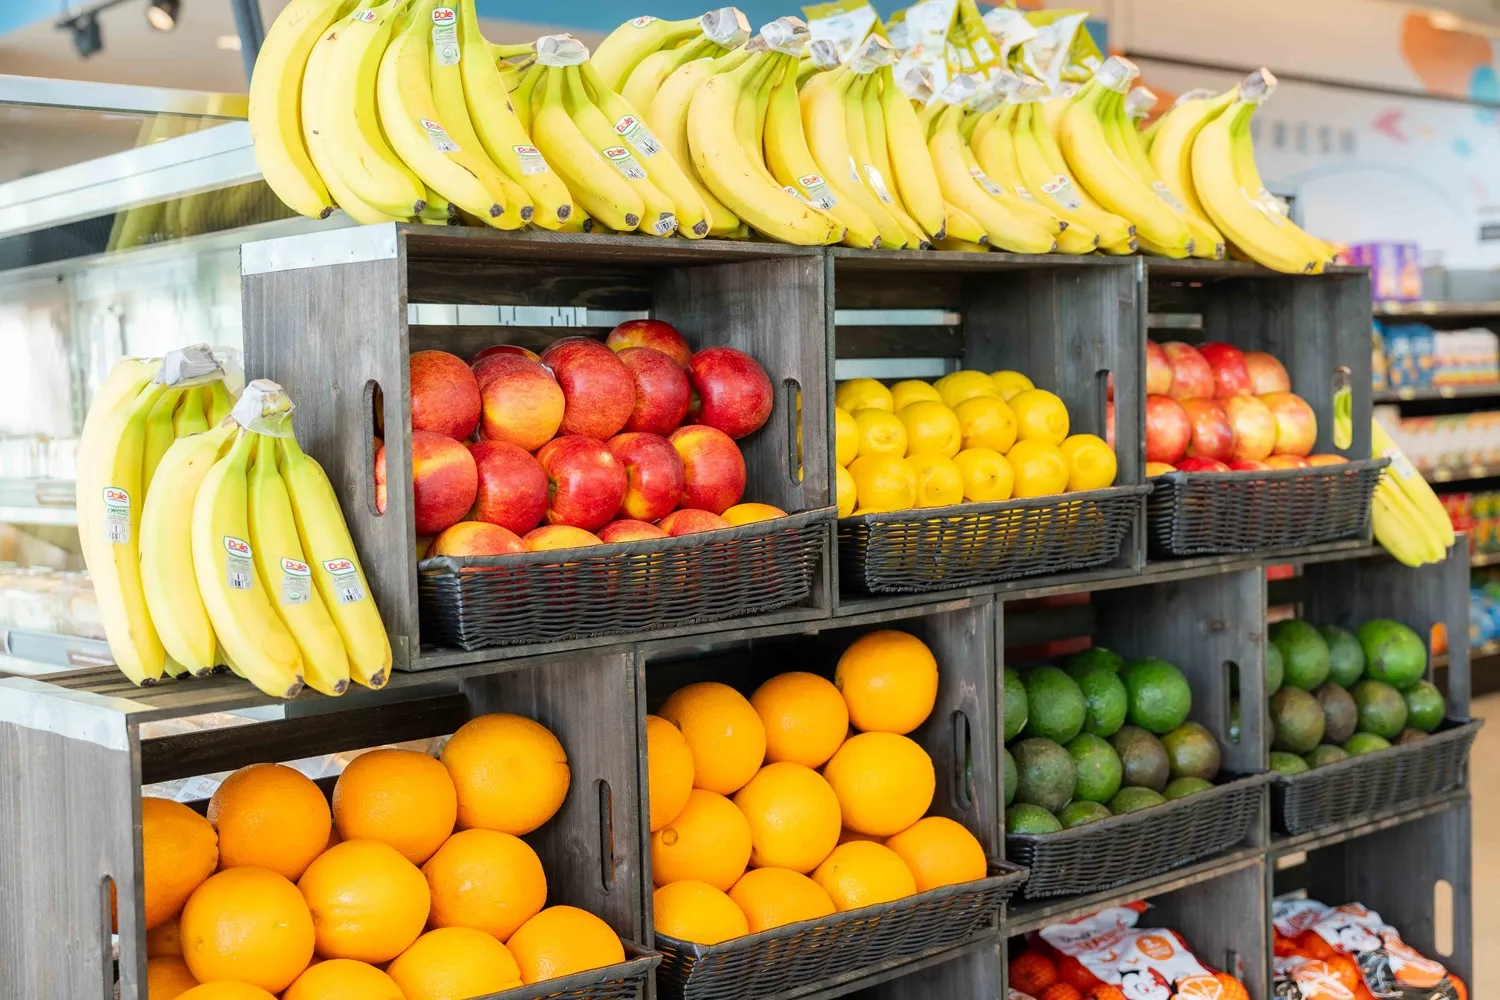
[1347,241,1422,302]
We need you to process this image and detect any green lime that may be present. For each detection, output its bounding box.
[1163,776,1213,799]
[1066,733,1123,804]
[1108,786,1166,815]
[1269,751,1310,775]
[1402,680,1445,733]
[1344,732,1392,756]
[1065,647,1124,676]
[1304,744,1349,768]
[1270,620,1331,690]
[1318,625,1365,687]
[1356,619,1427,690]
[1058,800,1113,828]
[1351,679,1408,739]
[1004,746,1017,806]
[1022,666,1086,744]
[1161,721,1222,781]
[1120,658,1192,734]
[1006,803,1062,834]
[1003,666,1028,742]
[1011,737,1076,814]
[1073,663,1128,737]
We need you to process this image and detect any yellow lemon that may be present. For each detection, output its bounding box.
[952,448,1014,502]
[906,454,964,508]
[890,380,941,411]
[1008,389,1070,446]
[990,370,1034,401]
[848,456,916,513]
[953,395,1017,454]
[834,407,859,468]
[897,401,962,458]
[852,409,907,459]
[1058,434,1118,491]
[835,465,856,517]
[836,378,893,413]
[934,370,999,409]
[1008,440,1070,498]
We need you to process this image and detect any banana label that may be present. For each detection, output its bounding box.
[967,166,1005,197]
[322,558,367,604]
[1015,185,1039,202]
[430,7,460,66]
[223,536,254,591]
[512,145,549,176]
[103,487,130,544]
[1042,174,1083,210]
[1383,446,1422,482]
[613,115,663,158]
[846,156,861,184]
[354,9,377,21]
[796,173,839,211]
[602,146,648,181]
[649,214,679,236]
[629,16,658,27]
[420,119,460,154]
[864,165,895,205]
[1150,180,1187,213]
[280,557,312,605]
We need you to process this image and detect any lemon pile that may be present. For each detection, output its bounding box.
[833,371,1117,516]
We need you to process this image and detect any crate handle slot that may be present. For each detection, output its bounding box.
[1223,949,1241,982]
[783,377,803,487]
[1223,660,1239,744]
[1331,366,1352,451]
[363,379,383,518]
[1095,369,1112,440]
[597,778,616,894]
[99,874,115,1000]
[950,709,973,811]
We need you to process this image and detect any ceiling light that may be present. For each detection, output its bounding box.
[146,0,180,32]
[72,14,103,57]
[1428,11,1464,31]
[215,33,242,50]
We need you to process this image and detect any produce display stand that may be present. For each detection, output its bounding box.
[0,228,1476,1000]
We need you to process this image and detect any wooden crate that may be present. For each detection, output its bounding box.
[241,226,832,669]
[0,647,647,1000]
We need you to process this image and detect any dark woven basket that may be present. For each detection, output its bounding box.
[838,485,1147,594]
[1006,772,1272,898]
[653,861,1027,1000]
[1147,459,1387,557]
[417,508,832,650]
[1273,718,1482,835]
[454,943,658,1000]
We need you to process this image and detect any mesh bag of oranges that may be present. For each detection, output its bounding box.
[1272,898,1465,1000]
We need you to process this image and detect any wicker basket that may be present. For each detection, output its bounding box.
[1006,772,1272,898]
[838,485,1147,594]
[1146,459,1387,557]
[653,861,1027,1000]
[1272,719,1482,835]
[417,508,832,650]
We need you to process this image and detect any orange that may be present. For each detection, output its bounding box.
[834,407,859,467]
[147,916,183,958]
[822,732,935,836]
[297,839,430,963]
[1041,984,1084,1000]
[898,400,962,458]
[1174,976,1224,999]
[890,380,942,411]
[907,453,964,507]
[935,370,999,409]
[835,465,857,517]
[733,762,842,873]
[729,868,835,933]
[652,789,753,890]
[1009,389,1071,445]
[1058,954,1104,992]
[646,714,696,831]
[1058,434,1118,491]
[1088,987,1127,1000]
[1007,439,1070,498]
[751,671,848,769]
[884,816,987,892]
[179,866,314,992]
[838,828,881,845]
[852,408,908,459]
[146,956,199,999]
[208,764,331,882]
[658,682,766,796]
[953,447,1015,502]
[723,503,787,526]
[654,880,750,944]
[1214,974,1251,1000]
[441,712,570,835]
[1010,952,1060,995]
[835,378,894,413]
[332,748,457,865]
[387,927,522,1000]
[954,395,1018,453]
[833,630,939,735]
[507,905,626,983]
[990,370,1035,401]
[176,985,278,1000]
[283,959,405,1000]
[847,455,916,514]
[811,841,915,911]
[143,798,219,930]
[423,829,547,942]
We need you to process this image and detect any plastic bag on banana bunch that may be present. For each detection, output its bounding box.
[980,6,1037,68]
[883,0,1001,93]
[1018,9,1103,90]
[802,0,883,62]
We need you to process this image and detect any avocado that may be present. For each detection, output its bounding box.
[1003,666,1029,742]
[1270,620,1331,690]
[1402,680,1445,733]
[1109,786,1167,815]
[1058,800,1113,828]
[1351,679,1409,739]
[1269,751,1310,775]
[1344,732,1392,756]
[1315,681,1359,744]
[1073,662,1129,737]
[1164,776,1214,799]
[1318,624,1366,688]
[1067,733,1123,804]
[1004,747,1017,806]
[1007,803,1063,835]
[1120,658,1193,734]
[1304,744,1349,768]
[1270,687,1326,753]
[1161,721,1222,781]
[1266,641,1285,696]
[1011,737,1077,814]
[1109,724,1171,792]
[1396,727,1428,745]
[1356,619,1427,691]
[1065,647,1125,676]
[1022,666,1087,744]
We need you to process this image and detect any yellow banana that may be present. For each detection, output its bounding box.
[205,380,236,425]
[141,388,187,495]
[562,65,678,236]
[1147,86,1237,238]
[934,237,990,252]
[590,14,703,92]
[801,66,907,248]
[621,35,716,118]
[510,62,543,133]
[1015,102,1135,248]
[876,64,947,240]
[929,106,1057,254]
[649,49,746,236]
[1370,418,1456,548]
[173,388,210,438]
[968,103,1073,239]
[77,358,159,576]
[941,201,989,245]
[847,73,929,249]
[1101,88,1221,259]
[530,67,645,231]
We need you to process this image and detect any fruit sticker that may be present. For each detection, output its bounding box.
[864,165,895,205]
[420,119,460,154]
[968,166,1006,197]
[512,144,548,176]
[103,487,130,544]
[354,8,377,21]
[613,115,663,158]
[223,536,254,591]
[629,15,658,27]
[797,173,839,211]
[602,145,648,181]
[431,6,460,66]
[1042,174,1085,211]
[279,557,312,606]
[322,558,367,604]
[649,214,679,236]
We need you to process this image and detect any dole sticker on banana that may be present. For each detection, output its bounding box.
[224,536,254,591]
[323,559,367,604]
[280,557,313,605]
[798,173,838,211]
[612,113,663,157]
[431,6,460,66]
[513,144,547,175]
[103,487,131,543]
[421,119,460,153]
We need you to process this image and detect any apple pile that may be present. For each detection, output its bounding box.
[1143,341,1345,475]
[381,321,789,558]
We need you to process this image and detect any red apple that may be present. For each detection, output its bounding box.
[425,521,526,558]
[618,347,691,435]
[374,437,388,514]
[599,519,668,542]
[410,351,481,440]
[1263,455,1310,470]
[1105,400,1116,450]
[1146,340,1174,396]
[1261,392,1318,457]
[1145,394,1192,465]
[1176,457,1232,472]
[1162,342,1214,401]
[474,355,565,451]
[658,509,732,536]
[471,344,541,366]
[607,432,685,522]
[1197,342,1252,398]
[1145,461,1177,476]
[1228,459,1271,471]
[1222,395,1277,462]
[605,319,692,368]
[536,435,627,531]
[669,425,746,514]
[540,336,636,440]
[468,440,548,536]
[1106,372,1114,402]
[524,525,603,551]
[1244,351,1292,395]
[1306,454,1349,466]
[403,430,478,535]
[1181,399,1234,462]
[687,347,774,440]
